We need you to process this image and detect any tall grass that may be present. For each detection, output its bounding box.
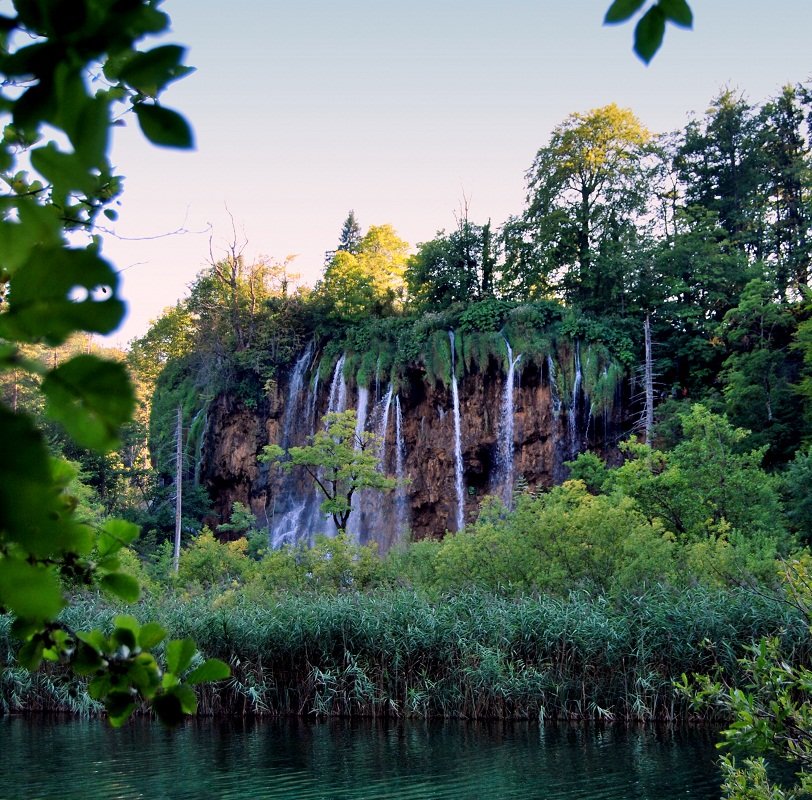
[2,586,808,721]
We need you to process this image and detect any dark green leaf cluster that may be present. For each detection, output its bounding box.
[0,0,229,725]
[604,0,693,64]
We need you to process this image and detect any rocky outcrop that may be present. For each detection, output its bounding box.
[199,342,622,548]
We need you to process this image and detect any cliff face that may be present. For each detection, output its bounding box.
[200,342,620,548]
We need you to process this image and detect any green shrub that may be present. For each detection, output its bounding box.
[176,528,251,590]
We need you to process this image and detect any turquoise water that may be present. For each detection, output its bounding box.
[0,717,721,799]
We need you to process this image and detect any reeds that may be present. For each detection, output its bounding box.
[2,586,808,721]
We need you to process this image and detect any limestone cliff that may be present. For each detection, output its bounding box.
[199,338,624,548]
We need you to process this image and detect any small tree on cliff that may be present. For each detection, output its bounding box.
[260,410,396,531]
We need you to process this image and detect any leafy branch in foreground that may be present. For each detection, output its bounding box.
[680,557,812,799]
[0,0,227,725]
[604,0,693,64]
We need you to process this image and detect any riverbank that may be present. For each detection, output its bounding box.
[2,585,808,722]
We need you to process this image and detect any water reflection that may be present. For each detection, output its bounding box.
[0,717,721,799]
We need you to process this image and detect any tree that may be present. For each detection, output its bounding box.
[338,210,363,255]
[759,85,811,296]
[613,405,785,547]
[0,0,227,726]
[676,90,767,259]
[717,279,799,463]
[319,224,409,321]
[406,217,497,311]
[260,410,395,531]
[522,104,654,313]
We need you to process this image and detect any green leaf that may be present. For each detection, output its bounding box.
[0,246,124,344]
[119,45,188,96]
[42,355,134,451]
[138,622,167,650]
[105,691,136,727]
[88,674,111,701]
[0,406,67,557]
[633,5,666,63]
[170,684,198,714]
[98,519,140,557]
[604,0,646,23]
[134,104,194,149]
[17,638,45,671]
[186,658,230,685]
[74,95,111,168]
[657,0,692,28]
[30,142,96,196]
[0,557,64,622]
[77,629,108,653]
[101,572,141,603]
[73,642,105,675]
[113,615,141,636]
[152,691,184,726]
[165,638,196,675]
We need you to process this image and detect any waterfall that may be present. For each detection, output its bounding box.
[280,340,314,447]
[347,384,370,539]
[568,341,582,458]
[547,354,565,485]
[377,384,393,459]
[307,369,319,430]
[496,336,521,506]
[269,341,315,548]
[394,394,408,538]
[327,354,347,414]
[449,331,465,532]
[547,354,561,416]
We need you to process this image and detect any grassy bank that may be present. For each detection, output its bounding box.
[2,585,808,722]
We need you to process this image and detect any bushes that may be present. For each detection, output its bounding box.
[431,482,675,595]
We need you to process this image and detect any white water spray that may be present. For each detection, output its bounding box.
[496,336,521,506]
[449,331,464,532]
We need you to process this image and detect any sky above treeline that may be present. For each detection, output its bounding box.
[99,0,812,346]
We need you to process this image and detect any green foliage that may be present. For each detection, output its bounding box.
[176,529,250,591]
[683,557,812,799]
[431,482,675,594]
[615,406,782,536]
[604,0,693,64]
[0,1,229,725]
[458,298,513,333]
[5,583,806,723]
[318,224,409,322]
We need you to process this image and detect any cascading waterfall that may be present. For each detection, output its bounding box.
[281,340,314,447]
[269,341,316,547]
[347,384,370,539]
[568,341,582,458]
[496,336,521,506]
[306,370,319,430]
[547,354,565,484]
[327,354,348,415]
[449,331,465,532]
[377,385,393,459]
[394,394,408,538]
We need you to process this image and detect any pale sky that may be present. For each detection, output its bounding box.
[98,1,812,346]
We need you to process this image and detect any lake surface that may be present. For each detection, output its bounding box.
[0,717,721,799]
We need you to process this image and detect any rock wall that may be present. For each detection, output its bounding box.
[199,343,622,548]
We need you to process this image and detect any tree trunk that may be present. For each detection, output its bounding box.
[644,314,654,447]
[173,405,183,573]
